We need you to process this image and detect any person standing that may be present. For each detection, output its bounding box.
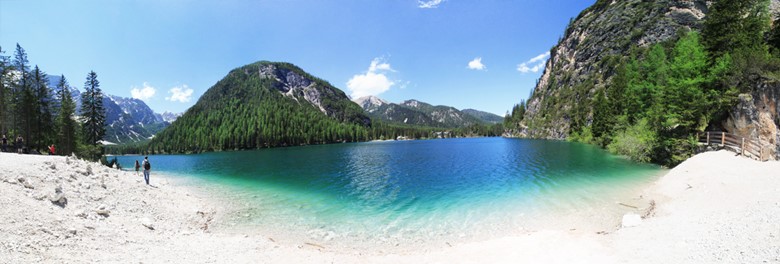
[48,144,56,155]
[16,136,23,154]
[142,156,151,185]
[134,160,141,176]
[1,134,7,152]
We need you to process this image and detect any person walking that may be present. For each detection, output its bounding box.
[1,134,7,152]
[134,160,141,176]
[142,156,151,185]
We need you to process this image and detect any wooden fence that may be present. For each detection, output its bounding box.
[697,131,767,161]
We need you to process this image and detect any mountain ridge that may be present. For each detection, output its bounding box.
[353,95,501,127]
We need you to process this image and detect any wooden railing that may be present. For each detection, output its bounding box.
[697,131,765,160]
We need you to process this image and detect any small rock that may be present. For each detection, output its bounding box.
[86,165,92,175]
[18,177,34,189]
[49,163,57,170]
[96,209,110,217]
[75,210,88,218]
[49,186,67,207]
[67,228,77,235]
[622,213,642,228]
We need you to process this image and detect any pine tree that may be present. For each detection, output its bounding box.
[0,46,12,135]
[703,0,770,59]
[12,44,30,140]
[57,75,77,155]
[30,66,55,151]
[81,71,106,146]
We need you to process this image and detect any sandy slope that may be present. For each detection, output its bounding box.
[0,150,778,263]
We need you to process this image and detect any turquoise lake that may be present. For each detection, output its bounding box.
[116,137,663,248]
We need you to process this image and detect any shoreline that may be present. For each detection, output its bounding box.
[1,150,778,263]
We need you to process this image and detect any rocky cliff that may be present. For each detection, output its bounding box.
[520,0,780,160]
[522,0,710,139]
[724,78,780,160]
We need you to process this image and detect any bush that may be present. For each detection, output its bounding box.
[607,118,657,162]
[569,126,595,144]
[76,144,103,162]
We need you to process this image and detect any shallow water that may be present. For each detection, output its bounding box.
[118,138,663,249]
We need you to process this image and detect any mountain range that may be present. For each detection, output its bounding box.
[47,76,181,144]
[353,96,503,128]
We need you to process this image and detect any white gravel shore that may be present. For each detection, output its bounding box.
[0,150,778,263]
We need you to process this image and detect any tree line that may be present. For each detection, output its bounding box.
[0,44,107,160]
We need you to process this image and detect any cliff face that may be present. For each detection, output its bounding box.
[724,79,780,160]
[520,0,780,160]
[522,0,710,139]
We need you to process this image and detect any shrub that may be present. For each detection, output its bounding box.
[607,118,657,162]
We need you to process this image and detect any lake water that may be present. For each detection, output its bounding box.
[117,138,663,249]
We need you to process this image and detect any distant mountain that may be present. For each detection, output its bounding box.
[354,96,437,126]
[400,99,484,127]
[354,96,487,128]
[103,95,172,143]
[462,109,503,124]
[158,111,181,123]
[147,61,371,153]
[47,76,173,144]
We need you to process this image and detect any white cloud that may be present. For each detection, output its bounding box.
[347,58,397,98]
[368,58,394,72]
[467,57,486,70]
[517,51,550,74]
[418,0,444,8]
[165,85,194,103]
[130,82,156,100]
[529,52,550,63]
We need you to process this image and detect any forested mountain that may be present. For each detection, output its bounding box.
[508,0,780,165]
[146,61,373,153]
[461,109,503,124]
[354,96,489,128]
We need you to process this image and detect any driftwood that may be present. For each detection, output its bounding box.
[304,242,325,249]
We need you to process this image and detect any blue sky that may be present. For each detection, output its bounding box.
[1,0,594,116]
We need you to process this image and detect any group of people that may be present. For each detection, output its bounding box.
[2,134,27,154]
[134,157,152,185]
[1,134,57,155]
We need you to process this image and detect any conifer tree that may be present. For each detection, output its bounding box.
[702,0,770,59]
[57,75,77,155]
[0,46,12,135]
[30,65,54,150]
[81,71,106,146]
[12,44,30,139]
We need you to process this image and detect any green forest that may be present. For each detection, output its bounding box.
[507,0,780,166]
